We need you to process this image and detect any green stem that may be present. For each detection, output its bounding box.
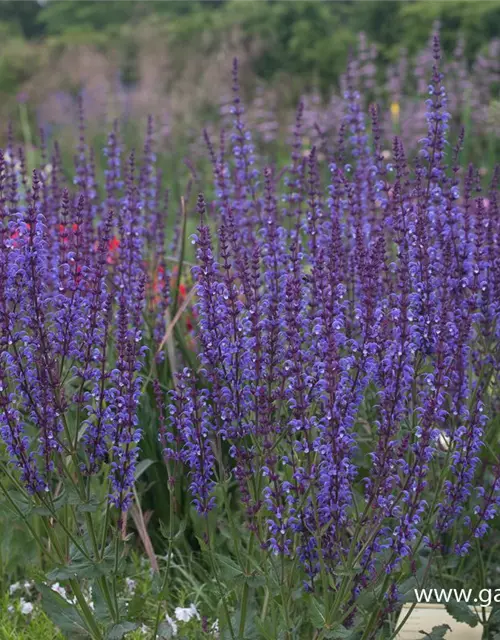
[40,516,102,640]
[206,519,236,640]
[152,491,174,639]
[84,510,118,623]
[387,602,418,640]
[69,578,104,640]
[476,538,488,630]
[260,587,270,623]
[238,525,256,637]
[359,574,391,640]
[112,531,121,618]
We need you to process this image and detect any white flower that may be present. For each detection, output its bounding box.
[125,577,136,595]
[19,598,34,615]
[7,605,14,614]
[9,582,21,595]
[51,582,67,598]
[174,603,200,623]
[139,624,150,636]
[86,586,94,611]
[165,614,178,636]
[51,582,76,604]
[211,619,219,633]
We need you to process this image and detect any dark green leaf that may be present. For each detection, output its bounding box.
[61,486,101,513]
[134,458,155,481]
[157,622,175,639]
[489,608,500,625]
[445,601,478,627]
[419,624,451,639]
[174,519,187,540]
[151,571,164,597]
[309,597,325,628]
[213,552,243,581]
[106,621,139,639]
[91,581,114,624]
[324,625,352,639]
[77,496,101,513]
[47,550,115,581]
[244,573,266,588]
[255,619,276,640]
[5,490,33,516]
[38,583,91,638]
[398,576,420,603]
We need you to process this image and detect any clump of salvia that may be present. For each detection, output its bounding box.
[165,37,500,632]
[0,112,170,512]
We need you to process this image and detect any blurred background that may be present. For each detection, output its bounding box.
[1,0,500,175]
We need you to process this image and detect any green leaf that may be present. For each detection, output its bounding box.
[213,552,243,581]
[244,573,266,588]
[324,625,353,638]
[151,571,164,597]
[134,458,155,481]
[255,620,275,640]
[91,581,115,624]
[174,519,187,540]
[419,624,451,639]
[5,490,33,516]
[32,504,53,515]
[52,485,101,513]
[159,518,186,542]
[445,601,478,627]
[355,587,378,611]
[106,622,139,639]
[77,496,101,513]
[157,622,175,639]
[47,547,115,582]
[38,583,91,638]
[47,559,111,581]
[488,608,500,625]
[398,576,420,603]
[32,489,74,515]
[332,567,359,577]
[309,597,326,628]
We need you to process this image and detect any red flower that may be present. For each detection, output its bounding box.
[106,236,120,264]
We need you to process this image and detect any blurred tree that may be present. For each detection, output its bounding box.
[37,0,141,36]
[397,1,500,59]
[351,1,409,62]
[1,0,499,106]
[223,0,356,92]
[0,1,44,38]
[37,0,226,36]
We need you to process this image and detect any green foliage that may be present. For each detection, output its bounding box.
[2,0,499,98]
[445,601,478,627]
[348,1,404,60]
[37,1,143,37]
[0,500,39,591]
[240,1,356,93]
[38,585,90,638]
[0,595,64,640]
[0,36,40,96]
[397,1,500,58]
[0,1,43,38]
[421,626,451,640]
